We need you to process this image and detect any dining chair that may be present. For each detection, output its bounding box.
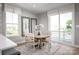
[25,33,39,48]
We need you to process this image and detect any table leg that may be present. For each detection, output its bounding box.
[0,50,2,55]
[39,39,42,49]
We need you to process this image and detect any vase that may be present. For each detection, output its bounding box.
[38,32,40,35]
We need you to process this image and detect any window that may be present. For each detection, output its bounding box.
[48,11,73,42]
[60,12,72,31]
[60,12,72,41]
[49,15,59,31]
[21,17,30,36]
[49,14,59,41]
[6,12,18,37]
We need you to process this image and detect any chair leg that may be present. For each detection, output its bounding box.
[46,42,51,54]
[31,45,33,48]
[49,42,52,52]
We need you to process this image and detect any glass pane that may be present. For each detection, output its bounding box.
[6,24,18,36]
[51,31,59,41]
[31,19,37,33]
[60,31,64,40]
[6,12,13,23]
[13,13,18,23]
[49,15,59,31]
[12,24,18,36]
[23,18,29,35]
[60,12,72,42]
[6,12,19,37]
[49,15,59,41]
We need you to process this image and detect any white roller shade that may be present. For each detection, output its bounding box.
[5,4,22,15]
[47,4,74,16]
[47,9,59,16]
[59,4,74,14]
[13,7,22,15]
[5,4,14,12]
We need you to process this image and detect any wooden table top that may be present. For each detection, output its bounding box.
[34,35,50,39]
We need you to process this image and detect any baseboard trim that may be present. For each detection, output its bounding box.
[71,44,79,48]
[16,41,27,47]
[52,40,79,48]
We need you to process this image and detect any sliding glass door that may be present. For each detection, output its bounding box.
[49,12,73,43]
[60,12,72,42]
[49,14,60,41]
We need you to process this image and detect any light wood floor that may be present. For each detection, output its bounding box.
[54,43,79,55]
[16,42,79,55]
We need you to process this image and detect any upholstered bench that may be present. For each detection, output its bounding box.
[2,48,21,55]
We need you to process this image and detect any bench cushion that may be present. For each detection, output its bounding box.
[2,48,20,55]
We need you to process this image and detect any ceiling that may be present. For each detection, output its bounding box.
[12,3,70,14]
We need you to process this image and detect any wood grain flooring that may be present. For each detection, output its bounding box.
[16,42,79,55]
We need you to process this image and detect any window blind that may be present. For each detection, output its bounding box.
[47,9,59,16]
[5,4,22,15]
[59,4,74,14]
[47,4,74,16]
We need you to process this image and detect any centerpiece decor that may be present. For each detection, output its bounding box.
[35,24,44,35]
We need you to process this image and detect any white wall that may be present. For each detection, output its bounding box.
[74,3,79,46]
[9,11,37,43]
[0,4,6,36]
[37,4,76,45]
[0,4,3,35]
[37,4,79,47]
[1,3,79,46]
[22,10,37,18]
[37,13,48,32]
[18,9,37,36]
[1,4,38,43]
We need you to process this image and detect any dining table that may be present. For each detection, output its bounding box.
[34,34,50,49]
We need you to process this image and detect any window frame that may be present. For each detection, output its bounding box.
[21,16,30,36]
[6,12,19,37]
